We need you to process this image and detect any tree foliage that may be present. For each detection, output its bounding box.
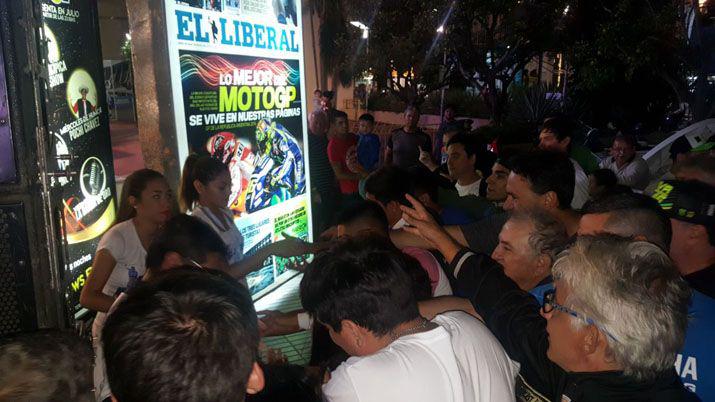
[341,0,450,105]
[337,0,567,118]
[563,0,687,127]
[445,0,568,122]
[312,0,693,127]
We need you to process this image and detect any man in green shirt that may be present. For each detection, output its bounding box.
[538,115,599,174]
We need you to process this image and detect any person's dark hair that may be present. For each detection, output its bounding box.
[336,201,389,233]
[448,133,496,177]
[613,134,637,149]
[116,169,166,224]
[321,90,334,100]
[300,237,421,335]
[447,132,481,160]
[541,114,576,142]
[583,192,672,251]
[313,89,321,94]
[305,237,431,370]
[444,103,456,113]
[179,154,229,212]
[145,214,229,274]
[590,168,618,189]
[495,148,520,171]
[103,267,259,402]
[411,173,439,204]
[364,166,412,206]
[669,136,692,162]
[0,330,93,401]
[358,113,375,123]
[329,109,348,125]
[510,151,575,209]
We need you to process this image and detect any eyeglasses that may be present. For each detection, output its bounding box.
[542,289,619,343]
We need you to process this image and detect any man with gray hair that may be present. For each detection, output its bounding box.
[401,195,697,401]
[574,188,711,400]
[491,210,569,292]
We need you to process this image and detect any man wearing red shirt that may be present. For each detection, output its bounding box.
[328,110,365,202]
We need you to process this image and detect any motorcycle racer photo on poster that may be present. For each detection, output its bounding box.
[245,118,305,213]
[206,132,255,211]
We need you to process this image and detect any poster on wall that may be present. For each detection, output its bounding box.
[0,40,17,184]
[39,0,118,319]
[165,0,309,298]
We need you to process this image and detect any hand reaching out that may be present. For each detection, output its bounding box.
[400,194,462,262]
[270,233,317,257]
[258,310,300,337]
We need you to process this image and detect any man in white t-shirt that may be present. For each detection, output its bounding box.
[259,201,451,338]
[300,237,518,402]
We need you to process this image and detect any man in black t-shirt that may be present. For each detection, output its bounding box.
[307,110,339,232]
[385,105,431,173]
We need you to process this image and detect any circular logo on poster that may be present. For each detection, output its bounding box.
[50,0,67,5]
[66,68,98,119]
[80,156,106,198]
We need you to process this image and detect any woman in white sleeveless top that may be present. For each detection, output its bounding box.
[81,168,174,401]
[179,155,309,282]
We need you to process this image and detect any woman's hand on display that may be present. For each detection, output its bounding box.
[271,233,313,257]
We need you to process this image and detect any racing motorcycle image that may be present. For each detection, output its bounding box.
[205,119,306,215]
[244,118,305,213]
[206,131,255,212]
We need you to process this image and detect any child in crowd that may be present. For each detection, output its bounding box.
[356,113,381,172]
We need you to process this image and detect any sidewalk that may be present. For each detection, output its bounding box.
[110,121,144,183]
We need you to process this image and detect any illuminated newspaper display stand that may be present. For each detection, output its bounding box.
[164,0,311,300]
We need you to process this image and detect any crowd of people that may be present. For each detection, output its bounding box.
[1,99,714,402]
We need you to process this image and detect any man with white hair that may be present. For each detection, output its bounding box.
[401,195,697,401]
[491,210,568,292]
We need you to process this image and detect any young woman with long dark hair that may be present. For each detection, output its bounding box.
[179,154,310,282]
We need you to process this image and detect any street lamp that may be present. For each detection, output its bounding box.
[350,21,368,30]
[436,26,447,120]
[350,21,369,39]
[350,21,370,110]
